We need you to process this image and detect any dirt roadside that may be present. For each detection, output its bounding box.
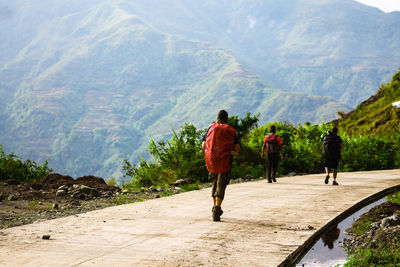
[0,173,181,229]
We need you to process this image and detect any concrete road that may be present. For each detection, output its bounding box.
[0,169,399,267]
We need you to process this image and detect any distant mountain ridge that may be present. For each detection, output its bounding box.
[0,0,398,178]
[125,0,400,105]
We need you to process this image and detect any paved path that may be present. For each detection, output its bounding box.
[1,169,399,267]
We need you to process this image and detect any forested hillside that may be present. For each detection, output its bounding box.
[0,0,399,179]
[125,0,400,105]
[336,69,400,134]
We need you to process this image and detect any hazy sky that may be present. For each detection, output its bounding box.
[356,0,400,12]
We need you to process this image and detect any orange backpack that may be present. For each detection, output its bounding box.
[204,123,236,173]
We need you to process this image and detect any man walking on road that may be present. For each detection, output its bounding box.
[202,110,240,221]
[323,126,343,185]
[261,125,283,183]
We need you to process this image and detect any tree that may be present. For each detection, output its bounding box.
[0,144,52,182]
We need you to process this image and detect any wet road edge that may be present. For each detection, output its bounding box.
[278,183,400,267]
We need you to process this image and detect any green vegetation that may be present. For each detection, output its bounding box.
[161,189,175,197]
[122,123,206,187]
[344,191,400,266]
[180,182,201,192]
[349,191,400,238]
[387,191,400,205]
[123,115,400,188]
[112,195,130,205]
[123,113,260,187]
[345,247,400,267]
[349,219,374,237]
[338,69,400,135]
[111,194,147,205]
[106,177,117,187]
[0,144,52,182]
[340,134,400,171]
[28,200,40,207]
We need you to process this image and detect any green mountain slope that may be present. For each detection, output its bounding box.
[0,2,350,178]
[336,70,400,135]
[1,0,398,179]
[123,0,400,106]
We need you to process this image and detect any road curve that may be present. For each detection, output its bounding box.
[1,169,399,267]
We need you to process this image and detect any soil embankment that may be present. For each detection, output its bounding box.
[0,173,167,229]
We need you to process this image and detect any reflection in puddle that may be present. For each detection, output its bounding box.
[321,224,340,250]
[297,198,386,266]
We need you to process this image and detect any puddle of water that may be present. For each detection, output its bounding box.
[297,197,386,267]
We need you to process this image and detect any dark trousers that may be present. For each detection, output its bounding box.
[266,153,280,180]
[324,157,340,169]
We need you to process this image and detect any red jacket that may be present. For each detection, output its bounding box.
[204,123,237,174]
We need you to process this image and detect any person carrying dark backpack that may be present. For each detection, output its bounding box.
[261,125,283,183]
[322,126,343,185]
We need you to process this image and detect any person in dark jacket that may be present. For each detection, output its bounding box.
[322,127,343,185]
[202,110,240,221]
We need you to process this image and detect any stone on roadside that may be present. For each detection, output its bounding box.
[56,190,68,197]
[174,187,182,193]
[102,191,113,198]
[244,174,254,180]
[57,185,68,191]
[70,191,85,200]
[7,194,18,201]
[70,185,100,200]
[80,185,99,196]
[172,178,194,186]
[288,172,296,177]
[381,212,400,227]
[231,178,243,184]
